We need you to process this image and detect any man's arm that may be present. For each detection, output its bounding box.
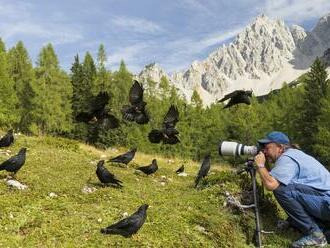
[254,152,280,191]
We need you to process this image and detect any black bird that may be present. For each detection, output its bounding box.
[148,105,180,144]
[109,148,137,165]
[76,91,119,129]
[96,112,120,129]
[195,154,211,188]
[121,80,149,124]
[175,164,185,174]
[0,148,27,177]
[101,204,149,237]
[0,129,14,148]
[96,160,123,187]
[218,90,253,108]
[136,159,158,175]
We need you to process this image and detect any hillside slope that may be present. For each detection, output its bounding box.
[0,134,298,247]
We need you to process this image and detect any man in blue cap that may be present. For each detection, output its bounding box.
[255,131,330,248]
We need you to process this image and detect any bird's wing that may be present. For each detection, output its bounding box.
[218,90,243,102]
[102,167,115,179]
[98,113,119,129]
[0,155,18,168]
[199,156,211,177]
[129,80,144,106]
[92,91,110,112]
[163,105,179,127]
[107,214,140,230]
[109,153,124,162]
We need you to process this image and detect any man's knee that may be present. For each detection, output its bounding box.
[273,184,294,199]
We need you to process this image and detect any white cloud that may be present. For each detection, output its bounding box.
[0,1,84,47]
[264,0,330,23]
[111,16,164,34]
[176,0,214,16]
[0,2,32,19]
[0,21,83,45]
[107,42,151,67]
[105,26,244,73]
[171,27,243,53]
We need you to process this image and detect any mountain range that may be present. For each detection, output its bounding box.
[138,13,330,105]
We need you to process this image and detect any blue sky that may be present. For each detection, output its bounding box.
[1,0,330,74]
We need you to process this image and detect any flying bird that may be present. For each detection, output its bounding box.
[101,204,149,237]
[148,105,180,144]
[121,80,149,124]
[109,148,137,165]
[195,154,211,188]
[136,159,158,175]
[0,129,14,148]
[175,164,185,174]
[0,148,27,177]
[76,91,119,129]
[96,160,123,187]
[218,90,253,109]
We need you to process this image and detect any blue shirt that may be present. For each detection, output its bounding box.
[270,148,330,190]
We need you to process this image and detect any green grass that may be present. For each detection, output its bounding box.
[0,134,301,247]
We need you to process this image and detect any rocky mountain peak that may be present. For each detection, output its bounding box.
[138,12,330,106]
[138,62,170,84]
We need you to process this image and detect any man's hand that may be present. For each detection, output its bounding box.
[254,151,266,168]
[253,151,279,191]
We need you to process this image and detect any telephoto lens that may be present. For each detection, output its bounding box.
[219,141,258,157]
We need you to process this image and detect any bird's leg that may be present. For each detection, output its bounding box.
[10,172,16,179]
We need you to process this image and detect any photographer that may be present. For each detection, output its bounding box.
[254,131,330,248]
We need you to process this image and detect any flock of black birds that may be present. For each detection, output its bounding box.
[0,81,254,239]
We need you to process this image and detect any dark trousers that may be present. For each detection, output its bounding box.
[273,183,330,234]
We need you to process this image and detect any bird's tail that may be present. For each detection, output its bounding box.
[114,179,123,188]
[100,228,111,234]
[109,157,121,163]
[194,177,200,188]
[100,227,120,235]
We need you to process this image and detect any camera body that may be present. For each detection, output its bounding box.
[219,141,260,157]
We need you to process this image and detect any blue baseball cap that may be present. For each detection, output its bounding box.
[258,131,290,145]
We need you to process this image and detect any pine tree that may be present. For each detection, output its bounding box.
[313,94,330,167]
[111,60,132,110]
[95,44,110,92]
[94,60,132,147]
[34,43,72,134]
[296,58,329,154]
[0,39,19,128]
[191,90,203,109]
[7,41,38,133]
[83,52,97,93]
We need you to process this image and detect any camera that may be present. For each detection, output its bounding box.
[219,141,260,157]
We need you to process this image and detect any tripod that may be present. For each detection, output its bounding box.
[237,159,262,248]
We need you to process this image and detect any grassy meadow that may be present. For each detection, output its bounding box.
[0,133,301,247]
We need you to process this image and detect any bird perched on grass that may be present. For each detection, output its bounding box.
[148,105,180,144]
[121,80,149,124]
[218,90,253,109]
[96,160,123,187]
[175,164,184,174]
[75,91,119,129]
[109,148,137,165]
[136,159,158,175]
[195,154,211,188]
[0,129,14,148]
[0,148,27,177]
[101,204,149,237]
